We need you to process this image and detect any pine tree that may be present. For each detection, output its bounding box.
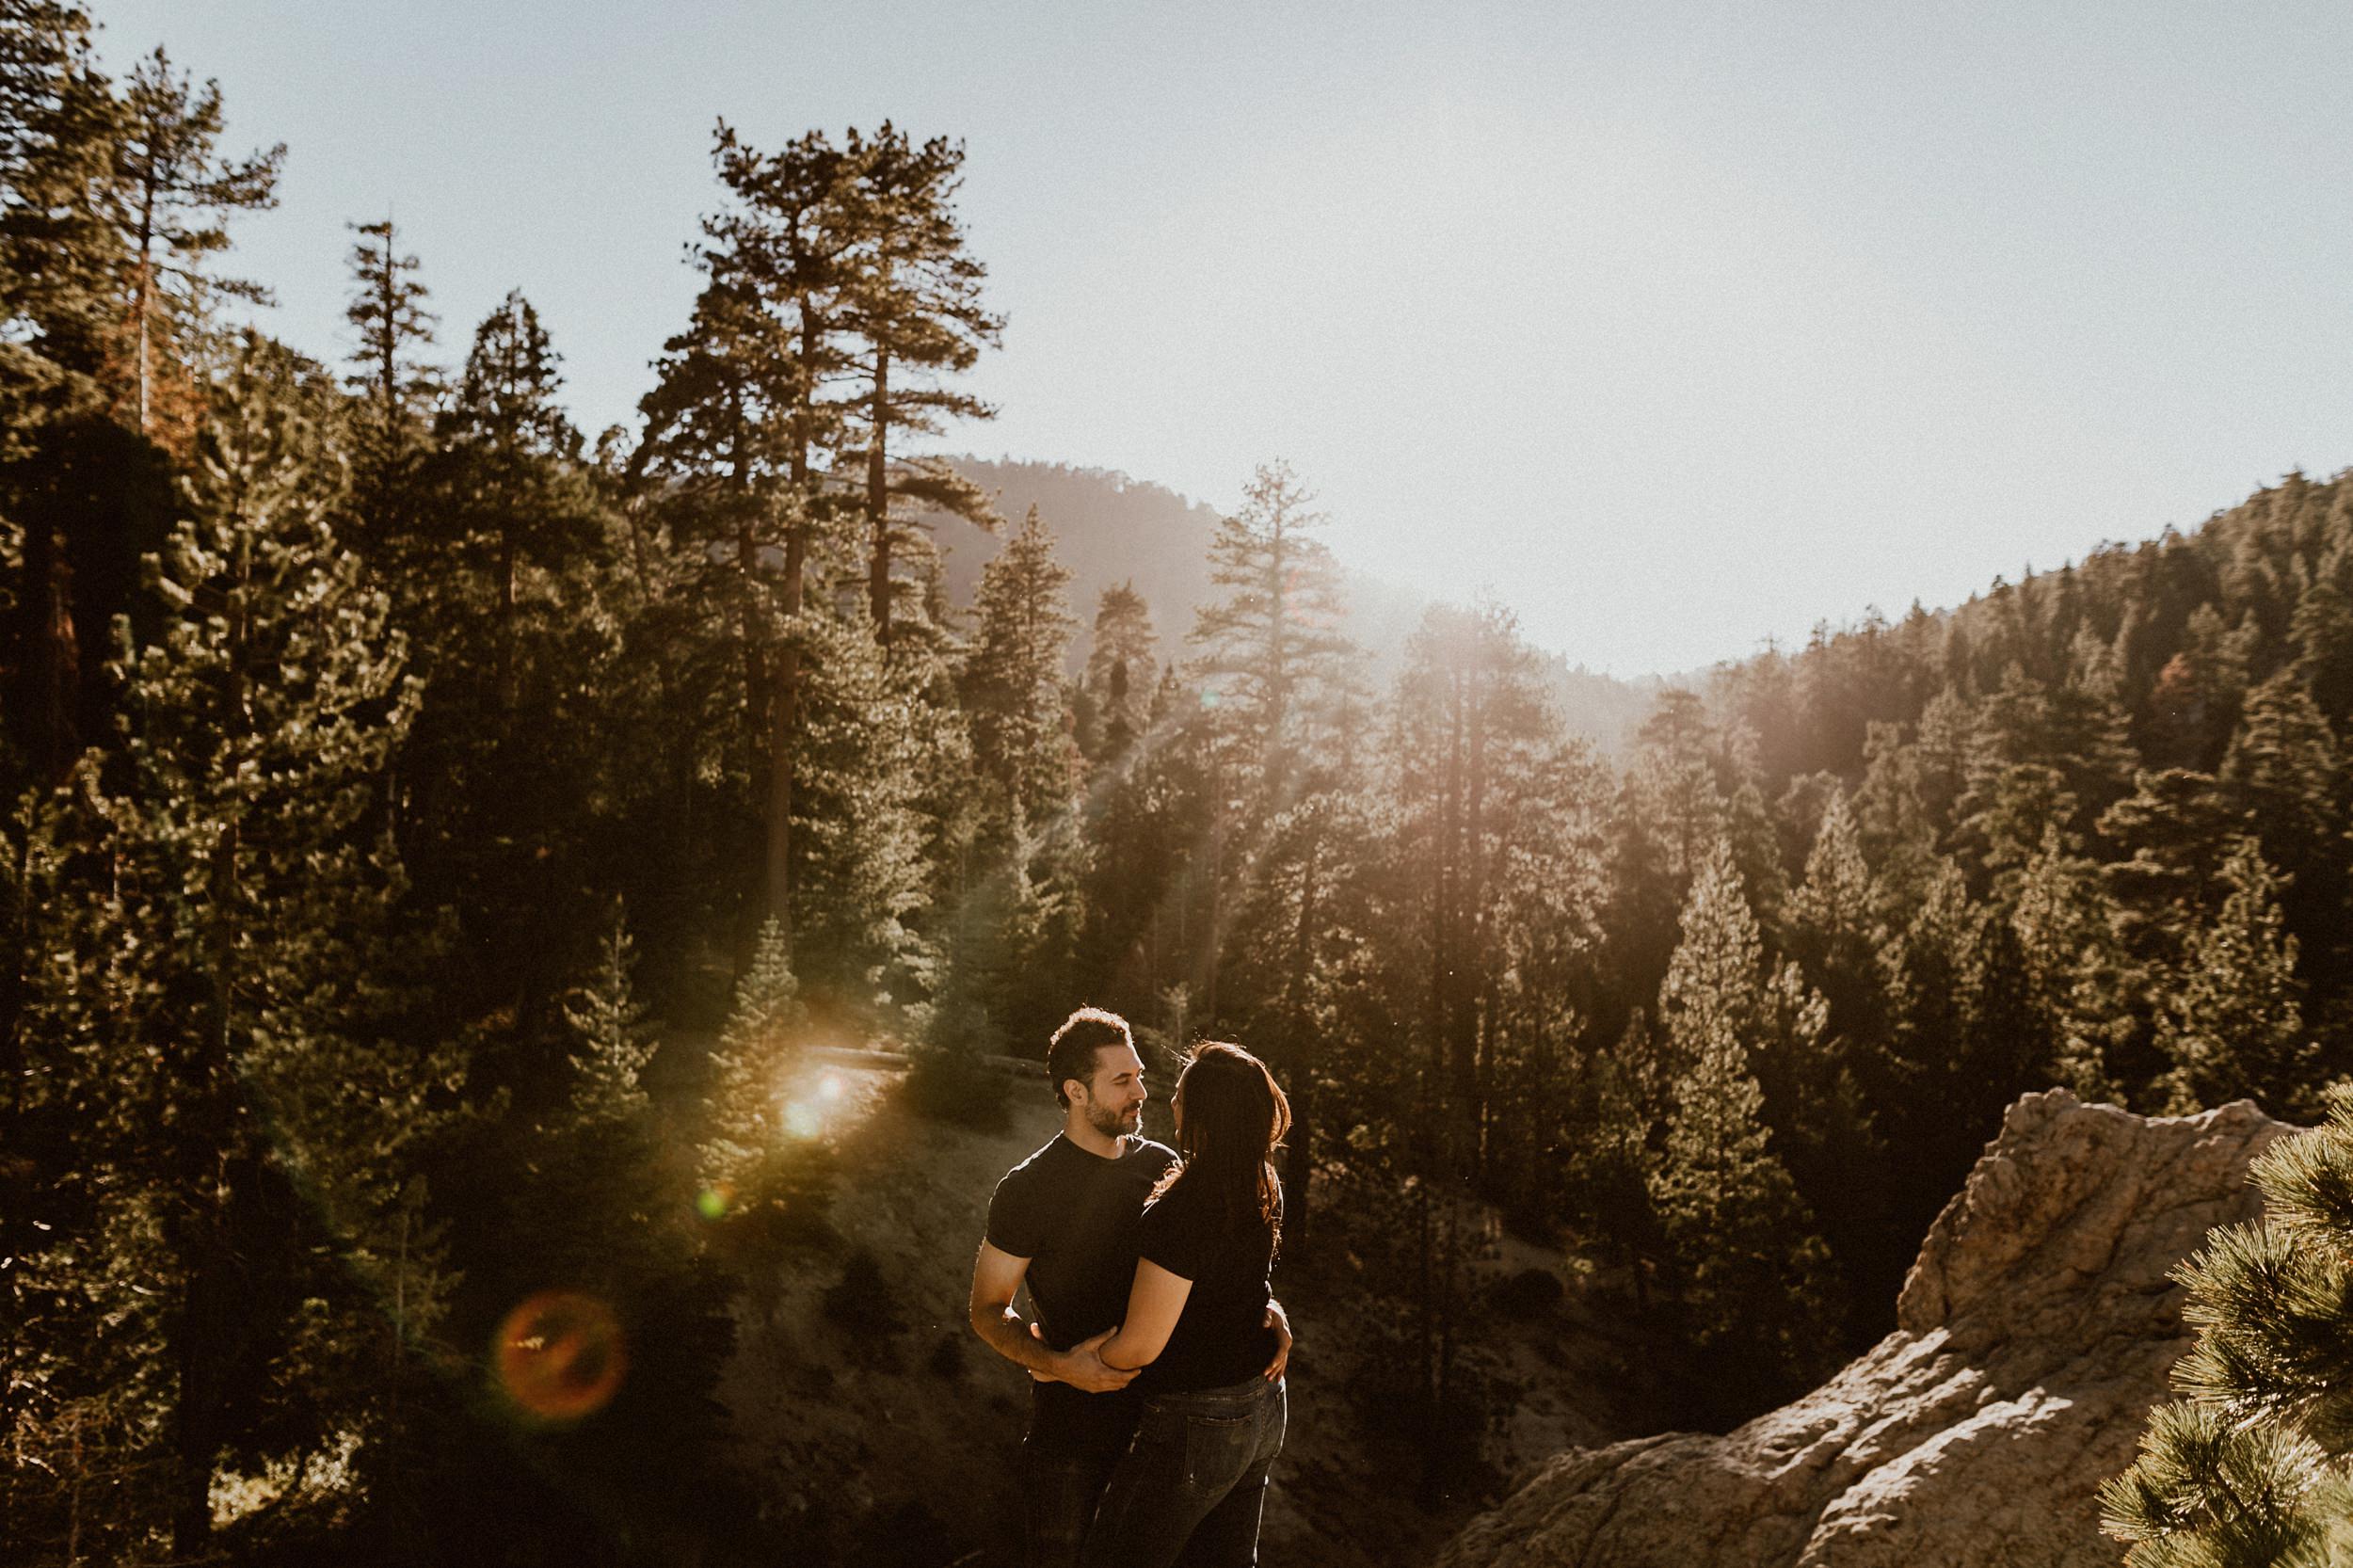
[1388,600,1564,1174]
[2220,672,2349,977]
[2290,560,2353,728]
[23,333,456,1560]
[465,900,750,1565]
[1769,790,1896,1325]
[630,274,804,952]
[392,290,623,1056]
[1,10,156,793]
[0,25,121,1524]
[1853,686,1971,872]
[2147,607,2254,771]
[694,121,868,933]
[1628,689,1727,881]
[1082,580,1158,760]
[2102,1090,2353,1566]
[700,917,830,1245]
[1183,460,1359,1030]
[1648,840,1842,1403]
[908,845,1034,1128]
[1956,663,2137,879]
[1214,784,1388,1252]
[562,904,660,1125]
[1870,857,2048,1288]
[1380,600,1581,1491]
[839,123,1001,641]
[341,216,438,548]
[2008,824,2117,1098]
[0,2,120,411]
[2155,837,2315,1117]
[1783,792,1883,1041]
[432,289,600,662]
[963,503,1077,828]
[1073,663,1208,1005]
[787,600,933,1000]
[1190,459,1354,799]
[2097,769,2241,970]
[103,47,282,441]
[637,245,935,1002]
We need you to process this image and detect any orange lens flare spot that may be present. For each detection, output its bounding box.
[494,1290,627,1422]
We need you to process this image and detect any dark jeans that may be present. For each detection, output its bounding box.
[1080,1376,1287,1568]
[1022,1383,1143,1568]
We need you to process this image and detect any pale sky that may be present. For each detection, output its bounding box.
[95,0,2353,676]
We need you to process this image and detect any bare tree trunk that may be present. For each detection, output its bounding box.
[11,510,78,786]
[65,1408,81,1568]
[174,540,251,1565]
[768,512,807,939]
[496,526,517,714]
[1279,831,1321,1255]
[0,800,38,1567]
[866,347,891,639]
[764,296,822,944]
[1465,661,1489,1180]
[134,174,158,437]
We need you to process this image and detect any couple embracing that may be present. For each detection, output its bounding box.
[968,1007,1293,1568]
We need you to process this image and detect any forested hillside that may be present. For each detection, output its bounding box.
[6,6,2351,1566]
[929,456,1654,751]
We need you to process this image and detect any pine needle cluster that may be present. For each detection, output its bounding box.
[2104,1088,2353,1565]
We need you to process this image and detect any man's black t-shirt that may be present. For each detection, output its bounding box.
[985,1132,1176,1351]
[1134,1173,1277,1394]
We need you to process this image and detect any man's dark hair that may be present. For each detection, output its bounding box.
[1047,1006,1132,1109]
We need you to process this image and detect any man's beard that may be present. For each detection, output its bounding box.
[1084,1098,1137,1139]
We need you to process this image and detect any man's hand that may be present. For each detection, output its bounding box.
[1027,1324,1138,1392]
[1262,1298,1292,1382]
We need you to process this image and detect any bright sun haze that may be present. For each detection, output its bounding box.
[92,0,2353,674]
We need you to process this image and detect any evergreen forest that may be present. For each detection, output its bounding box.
[8,7,2353,1564]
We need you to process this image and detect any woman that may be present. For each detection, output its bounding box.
[1083,1042,1291,1568]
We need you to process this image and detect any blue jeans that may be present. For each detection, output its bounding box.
[1080,1376,1287,1568]
[1022,1384,1142,1568]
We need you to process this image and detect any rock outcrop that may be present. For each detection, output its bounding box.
[1435,1090,2290,1568]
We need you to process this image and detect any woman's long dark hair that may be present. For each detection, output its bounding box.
[1153,1042,1291,1256]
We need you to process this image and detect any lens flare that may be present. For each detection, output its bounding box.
[818,1073,845,1103]
[696,1182,732,1221]
[494,1290,627,1422]
[783,1100,823,1139]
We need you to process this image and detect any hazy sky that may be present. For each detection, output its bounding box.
[94,1,2353,676]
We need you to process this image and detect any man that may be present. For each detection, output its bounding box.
[968,1007,1289,1568]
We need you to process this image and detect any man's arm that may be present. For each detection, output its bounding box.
[1262,1296,1292,1381]
[968,1240,1135,1393]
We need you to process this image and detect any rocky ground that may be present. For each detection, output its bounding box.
[709,1051,1653,1567]
[1433,1090,2289,1568]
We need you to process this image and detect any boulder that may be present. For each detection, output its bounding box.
[1434,1090,2290,1568]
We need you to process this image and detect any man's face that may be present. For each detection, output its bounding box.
[1076,1044,1147,1138]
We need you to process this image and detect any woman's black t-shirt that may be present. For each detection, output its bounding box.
[1134,1171,1277,1393]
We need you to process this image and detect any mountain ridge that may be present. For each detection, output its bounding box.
[928,456,1661,755]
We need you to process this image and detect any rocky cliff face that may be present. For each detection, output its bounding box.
[1434,1090,2289,1568]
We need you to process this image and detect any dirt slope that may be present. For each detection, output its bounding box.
[716,1057,1642,1566]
